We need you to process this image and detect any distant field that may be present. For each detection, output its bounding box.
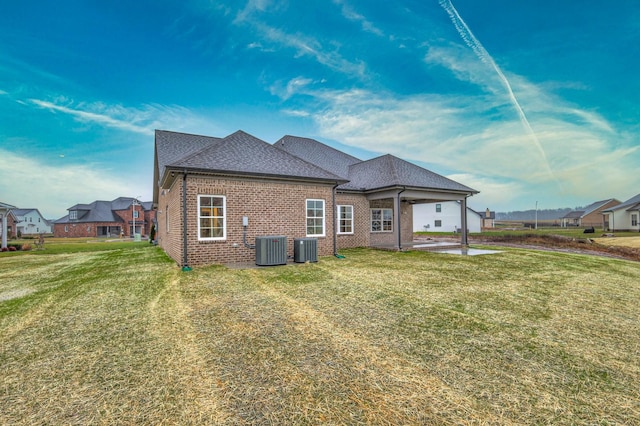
[1,244,639,424]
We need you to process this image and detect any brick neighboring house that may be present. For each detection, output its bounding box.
[560,199,621,228]
[54,197,156,238]
[602,193,640,232]
[153,130,479,267]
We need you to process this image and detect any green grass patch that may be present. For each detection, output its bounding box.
[1,244,639,424]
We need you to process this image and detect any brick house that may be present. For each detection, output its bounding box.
[153,130,478,267]
[54,197,156,238]
[560,199,621,229]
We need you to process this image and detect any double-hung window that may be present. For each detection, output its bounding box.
[632,214,638,227]
[306,199,325,237]
[371,208,393,232]
[337,205,353,234]
[435,203,442,213]
[198,195,226,240]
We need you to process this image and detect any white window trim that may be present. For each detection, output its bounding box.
[198,195,226,241]
[337,205,354,235]
[306,199,326,237]
[370,208,393,233]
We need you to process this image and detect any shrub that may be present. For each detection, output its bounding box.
[22,243,32,251]
[0,247,7,252]
[8,246,17,251]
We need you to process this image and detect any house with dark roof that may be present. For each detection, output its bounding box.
[153,130,478,267]
[560,199,621,228]
[602,194,640,232]
[54,197,155,238]
[412,201,482,233]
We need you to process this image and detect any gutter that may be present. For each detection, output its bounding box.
[332,182,342,258]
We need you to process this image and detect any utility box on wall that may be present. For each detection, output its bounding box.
[255,236,287,266]
[293,238,318,263]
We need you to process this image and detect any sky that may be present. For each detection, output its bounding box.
[1,1,639,219]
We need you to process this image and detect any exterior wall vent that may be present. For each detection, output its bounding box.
[294,238,318,263]
[255,236,287,266]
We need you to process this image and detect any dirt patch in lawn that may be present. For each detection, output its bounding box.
[470,233,640,262]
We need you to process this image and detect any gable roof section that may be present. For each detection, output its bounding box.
[55,197,152,223]
[343,154,477,193]
[604,193,640,212]
[166,130,346,183]
[274,135,361,179]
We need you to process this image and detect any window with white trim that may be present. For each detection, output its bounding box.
[632,214,638,227]
[371,208,393,232]
[198,195,226,240]
[306,199,325,237]
[436,203,442,213]
[133,210,139,219]
[337,205,354,234]
[69,210,77,220]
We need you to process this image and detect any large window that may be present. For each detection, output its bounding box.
[337,205,353,234]
[371,208,393,232]
[198,195,226,240]
[306,199,325,237]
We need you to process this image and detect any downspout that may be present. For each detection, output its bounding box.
[181,170,191,271]
[396,187,406,251]
[332,183,344,258]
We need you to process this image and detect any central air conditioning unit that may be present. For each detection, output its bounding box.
[255,236,287,266]
[294,238,318,263]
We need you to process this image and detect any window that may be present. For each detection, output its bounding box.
[198,195,226,240]
[69,210,77,220]
[64,225,68,232]
[632,214,638,227]
[371,208,393,232]
[436,203,442,213]
[435,220,442,227]
[306,199,325,237]
[133,210,139,219]
[337,205,353,234]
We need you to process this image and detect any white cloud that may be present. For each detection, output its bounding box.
[0,150,151,219]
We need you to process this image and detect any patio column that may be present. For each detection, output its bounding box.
[1,211,7,249]
[460,197,468,247]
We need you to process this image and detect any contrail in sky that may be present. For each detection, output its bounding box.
[439,0,556,181]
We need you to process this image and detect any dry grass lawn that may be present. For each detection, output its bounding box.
[594,235,640,248]
[1,245,639,424]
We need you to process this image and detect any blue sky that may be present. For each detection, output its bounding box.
[1,1,639,219]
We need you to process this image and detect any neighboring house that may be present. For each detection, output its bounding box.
[153,130,479,267]
[561,199,621,228]
[480,208,495,229]
[54,197,156,238]
[413,201,482,233]
[0,201,17,249]
[11,208,53,236]
[602,194,640,232]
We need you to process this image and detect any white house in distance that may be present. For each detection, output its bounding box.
[12,208,52,236]
[602,193,640,232]
[413,201,482,233]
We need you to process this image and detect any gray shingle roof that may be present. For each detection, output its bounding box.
[55,198,151,223]
[604,193,640,212]
[342,154,477,193]
[154,130,222,185]
[168,130,346,182]
[274,135,361,179]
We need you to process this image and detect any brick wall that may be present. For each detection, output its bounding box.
[53,222,122,238]
[157,174,336,266]
[335,193,370,249]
